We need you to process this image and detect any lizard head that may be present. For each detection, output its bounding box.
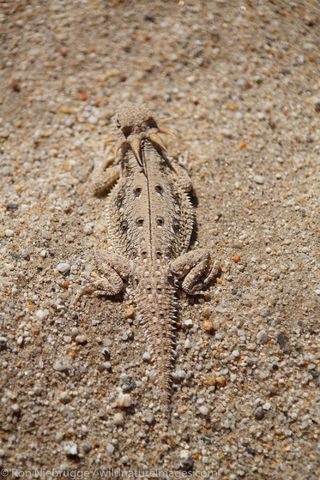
[114,102,170,168]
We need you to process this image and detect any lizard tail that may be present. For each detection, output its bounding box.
[136,280,177,419]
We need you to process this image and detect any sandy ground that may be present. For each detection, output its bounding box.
[1,0,320,478]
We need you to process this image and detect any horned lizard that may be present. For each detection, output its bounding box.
[76,102,220,418]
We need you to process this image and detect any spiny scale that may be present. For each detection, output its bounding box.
[79,102,220,421]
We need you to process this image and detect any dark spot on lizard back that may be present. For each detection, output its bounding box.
[134,186,142,197]
[116,188,126,208]
[155,184,163,194]
[120,219,128,231]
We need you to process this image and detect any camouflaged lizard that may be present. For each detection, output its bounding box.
[76,103,220,416]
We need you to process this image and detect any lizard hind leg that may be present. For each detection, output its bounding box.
[72,251,132,304]
[169,249,221,296]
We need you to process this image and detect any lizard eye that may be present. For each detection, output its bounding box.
[122,125,132,138]
[116,119,121,129]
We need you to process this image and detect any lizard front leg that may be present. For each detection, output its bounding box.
[91,147,120,196]
[169,249,221,296]
[73,251,132,303]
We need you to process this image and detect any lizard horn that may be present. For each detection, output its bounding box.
[148,133,167,152]
[159,127,175,137]
[159,117,171,124]
[114,140,122,158]
[129,137,143,167]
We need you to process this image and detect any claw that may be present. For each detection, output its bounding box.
[71,285,92,306]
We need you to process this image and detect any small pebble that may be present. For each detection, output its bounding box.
[62,200,72,212]
[261,307,270,317]
[5,229,14,237]
[172,369,186,382]
[63,441,78,456]
[88,115,97,124]
[53,361,71,373]
[57,262,71,274]
[124,306,135,318]
[199,405,209,416]
[257,330,269,345]
[21,250,30,260]
[145,413,155,425]
[180,449,192,460]
[41,229,51,240]
[83,222,94,235]
[122,381,135,392]
[253,175,265,185]
[103,361,112,371]
[65,117,74,128]
[277,333,289,352]
[102,348,110,360]
[184,319,193,328]
[215,375,226,387]
[82,444,92,454]
[116,393,132,408]
[106,443,115,454]
[0,337,8,350]
[113,412,124,425]
[179,450,194,470]
[35,309,49,321]
[11,403,20,413]
[184,338,192,349]
[142,352,151,361]
[254,407,265,420]
[2,166,12,176]
[59,391,71,404]
[203,320,215,333]
[75,334,87,345]
[221,129,233,138]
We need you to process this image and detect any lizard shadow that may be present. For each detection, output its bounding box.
[188,187,198,248]
[94,291,125,304]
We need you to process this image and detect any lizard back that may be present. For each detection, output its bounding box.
[107,125,194,264]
